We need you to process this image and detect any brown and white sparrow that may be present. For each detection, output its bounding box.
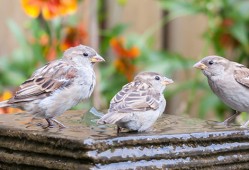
[98,72,174,133]
[0,45,104,128]
[194,55,249,127]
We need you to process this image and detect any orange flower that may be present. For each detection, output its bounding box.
[60,24,88,51]
[115,59,136,81]
[0,90,22,114]
[45,47,57,61]
[21,0,77,20]
[39,33,49,46]
[110,37,140,59]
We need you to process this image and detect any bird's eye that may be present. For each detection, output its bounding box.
[208,60,214,65]
[155,76,160,80]
[83,52,88,56]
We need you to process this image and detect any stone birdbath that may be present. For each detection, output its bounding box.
[0,110,249,169]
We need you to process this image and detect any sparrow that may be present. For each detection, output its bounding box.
[0,45,105,128]
[98,72,174,133]
[194,55,249,127]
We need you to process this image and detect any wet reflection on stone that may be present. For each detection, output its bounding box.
[0,110,241,137]
[0,110,249,169]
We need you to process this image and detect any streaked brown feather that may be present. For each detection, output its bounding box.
[108,81,160,113]
[98,112,128,124]
[234,64,249,88]
[8,60,78,104]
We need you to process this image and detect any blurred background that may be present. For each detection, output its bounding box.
[0,0,249,124]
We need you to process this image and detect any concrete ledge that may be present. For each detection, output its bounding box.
[0,111,248,169]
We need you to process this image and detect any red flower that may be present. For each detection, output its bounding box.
[61,24,88,51]
[221,18,234,28]
[219,18,238,48]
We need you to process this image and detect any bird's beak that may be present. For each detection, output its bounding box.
[193,62,207,70]
[90,54,105,63]
[162,78,174,85]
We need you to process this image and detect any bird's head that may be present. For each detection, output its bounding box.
[134,72,174,92]
[193,55,230,78]
[63,45,105,66]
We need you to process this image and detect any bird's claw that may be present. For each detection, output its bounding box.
[51,118,66,129]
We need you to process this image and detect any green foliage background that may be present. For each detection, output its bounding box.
[1,0,249,122]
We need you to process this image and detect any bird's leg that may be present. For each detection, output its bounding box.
[222,111,241,125]
[117,126,121,134]
[51,118,66,129]
[43,118,55,129]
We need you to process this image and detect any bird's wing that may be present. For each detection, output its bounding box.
[8,60,78,104]
[98,81,161,124]
[234,64,249,88]
[109,81,161,113]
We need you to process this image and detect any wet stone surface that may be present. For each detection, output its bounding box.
[0,110,249,169]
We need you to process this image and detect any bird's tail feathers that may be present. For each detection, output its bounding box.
[97,112,127,125]
[0,100,10,108]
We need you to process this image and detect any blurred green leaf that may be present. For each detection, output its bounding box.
[240,112,249,123]
[160,0,201,17]
[199,93,220,119]
[230,21,248,47]
[7,20,27,48]
[103,24,129,36]
[116,0,127,6]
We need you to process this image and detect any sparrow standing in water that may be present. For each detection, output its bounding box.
[0,45,105,128]
[98,72,174,133]
[194,55,249,127]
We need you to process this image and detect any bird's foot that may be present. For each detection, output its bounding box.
[240,125,247,128]
[240,120,249,128]
[217,120,231,126]
[51,118,66,129]
[36,122,44,127]
[43,119,55,129]
[218,111,241,126]
[42,124,54,129]
[222,111,241,126]
[206,120,227,126]
[43,118,65,129]
[25,122,35,128]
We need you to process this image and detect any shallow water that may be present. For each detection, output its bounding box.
[0,109,243,142]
